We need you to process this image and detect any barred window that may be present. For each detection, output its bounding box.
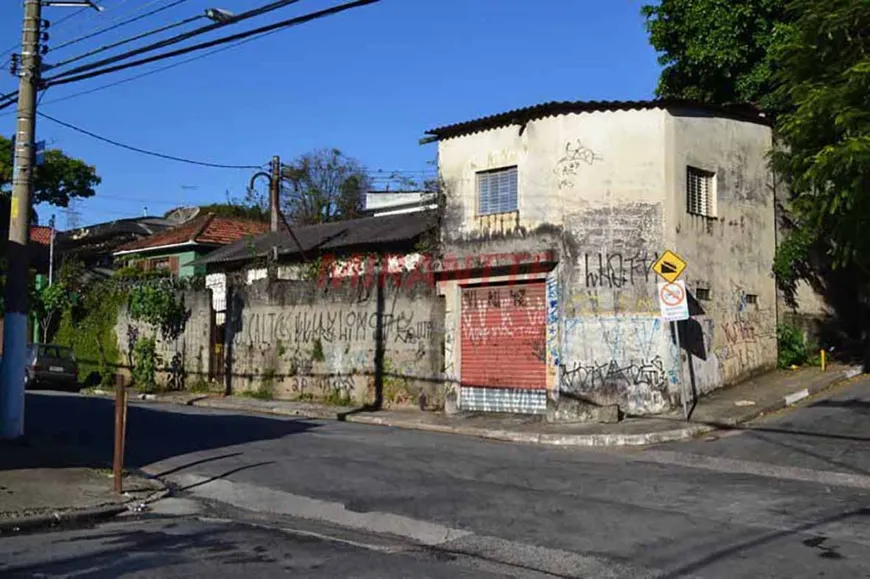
[477,166,518,215]
[687,166,716,217]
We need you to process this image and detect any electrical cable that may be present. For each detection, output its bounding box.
[0,31,278,117]
[36,111,263,169]
[46,0,304,81]
[47,14,205,70]
[43,0,383,88]
[50,0,190,52]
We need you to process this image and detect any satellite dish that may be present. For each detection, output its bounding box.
[165,206,201,225]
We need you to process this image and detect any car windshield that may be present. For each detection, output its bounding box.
[38,346,74,361]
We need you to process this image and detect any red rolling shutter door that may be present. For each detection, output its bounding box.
[460,282,547,389]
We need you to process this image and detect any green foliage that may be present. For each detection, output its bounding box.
[0,135,101,207]
[132,336,159,392]
[31,280,70,343]
[184,203,267,221]
[642,0,788,114]
[323,388,351,406]
[280,148,370,225]
[55,281,123,387]
[128,283,189,341]
[311,338,325,362]
[770,0,870,273]
[776,323,822,368]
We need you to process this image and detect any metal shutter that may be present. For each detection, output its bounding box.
[460,282,547,413]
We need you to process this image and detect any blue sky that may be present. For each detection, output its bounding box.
[1,0,660,228]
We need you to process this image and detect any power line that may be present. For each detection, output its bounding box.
[51,0,190,53]
[37,111,264,170]
[46,0,304,81]
[0,27,282,116]
[47,13,204,70]
[0,5,89,59]
[43,0,383,89]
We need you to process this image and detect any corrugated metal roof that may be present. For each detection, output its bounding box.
[425,99,769,140]
[196,210,437,269]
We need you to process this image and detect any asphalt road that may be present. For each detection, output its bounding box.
[7,376,870,578]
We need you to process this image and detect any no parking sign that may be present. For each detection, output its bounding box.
[658,280,689,322]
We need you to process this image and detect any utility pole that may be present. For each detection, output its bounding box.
[48,214,55,285]
[269,155,280,232]
[1,0,42,440]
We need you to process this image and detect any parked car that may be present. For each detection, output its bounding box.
[25,344,79,391]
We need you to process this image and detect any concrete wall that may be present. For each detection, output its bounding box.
[116,289,212,387]
[229,278,444,407]
[665,111,777,392]
[437,107,775,416]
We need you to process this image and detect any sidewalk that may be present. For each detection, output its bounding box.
[0,440,167,535]
[89,364,862,448]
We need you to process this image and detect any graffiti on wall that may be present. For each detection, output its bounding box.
[235,309,433,347]
[583,251,658,288]
[560,356,669,393]
[546,276,560,367]
[567,289,658,316]
[554,139,602,190]
[460,287,546,346]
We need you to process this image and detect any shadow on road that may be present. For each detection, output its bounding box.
[6,392,319,472]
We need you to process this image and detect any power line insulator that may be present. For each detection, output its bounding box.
[41,19,50,30]
[40,44,49,56]
[9,53,19,76]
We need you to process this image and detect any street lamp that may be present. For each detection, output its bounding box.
[204,8,235,23]
[42,1,103,11]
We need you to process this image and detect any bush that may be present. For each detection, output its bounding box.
[777,323,809,368]
[132,337,159,392]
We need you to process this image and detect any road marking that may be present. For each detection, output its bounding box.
[165,472,653,578]
[636,450,870,491]
[784,389,810,406]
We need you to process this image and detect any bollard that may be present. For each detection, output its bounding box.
[821,349,826,372]
[113,373,128,494]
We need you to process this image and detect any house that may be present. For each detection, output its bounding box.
[113,213,268,279]
[426,99,776,417]
[54,215,173,277]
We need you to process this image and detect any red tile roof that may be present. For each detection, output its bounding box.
[115,214,268,253]
[30,226,54,246]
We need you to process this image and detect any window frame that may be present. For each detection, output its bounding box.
[476,165,519,216]
[686,166,717,218]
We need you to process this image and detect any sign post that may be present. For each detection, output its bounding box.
[652,251,691,420]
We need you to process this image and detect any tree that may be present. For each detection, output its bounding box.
[771,0,870,276]
[280,148,370,225]
[165,202,268,222]
[0,135,100,211]
[642,0,787,114]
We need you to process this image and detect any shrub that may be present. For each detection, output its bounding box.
[777,323,809,368]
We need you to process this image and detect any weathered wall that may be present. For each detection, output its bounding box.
[665,111,777,392]
[116,289,212,387]
[229,278,444,407]
[437,107,776,416]
[438,109,677,415]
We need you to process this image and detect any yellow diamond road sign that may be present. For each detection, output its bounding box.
[652,250,687,283]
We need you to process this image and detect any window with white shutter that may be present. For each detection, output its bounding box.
[477,166,518,216]
[687,166,716,217]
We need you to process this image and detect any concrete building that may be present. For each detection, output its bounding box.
[364,191,437,217]
[426,99,776,417]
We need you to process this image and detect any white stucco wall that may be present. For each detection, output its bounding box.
[665,111,776,391]
[436,106,775,416]
[438,109,677,414]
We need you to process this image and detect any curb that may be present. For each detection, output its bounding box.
[0,486,171,536]
[344,414,717,447]
[701,367,861,428]
[81,367,863,448]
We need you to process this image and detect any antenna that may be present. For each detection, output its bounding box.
[143,206,148,217]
